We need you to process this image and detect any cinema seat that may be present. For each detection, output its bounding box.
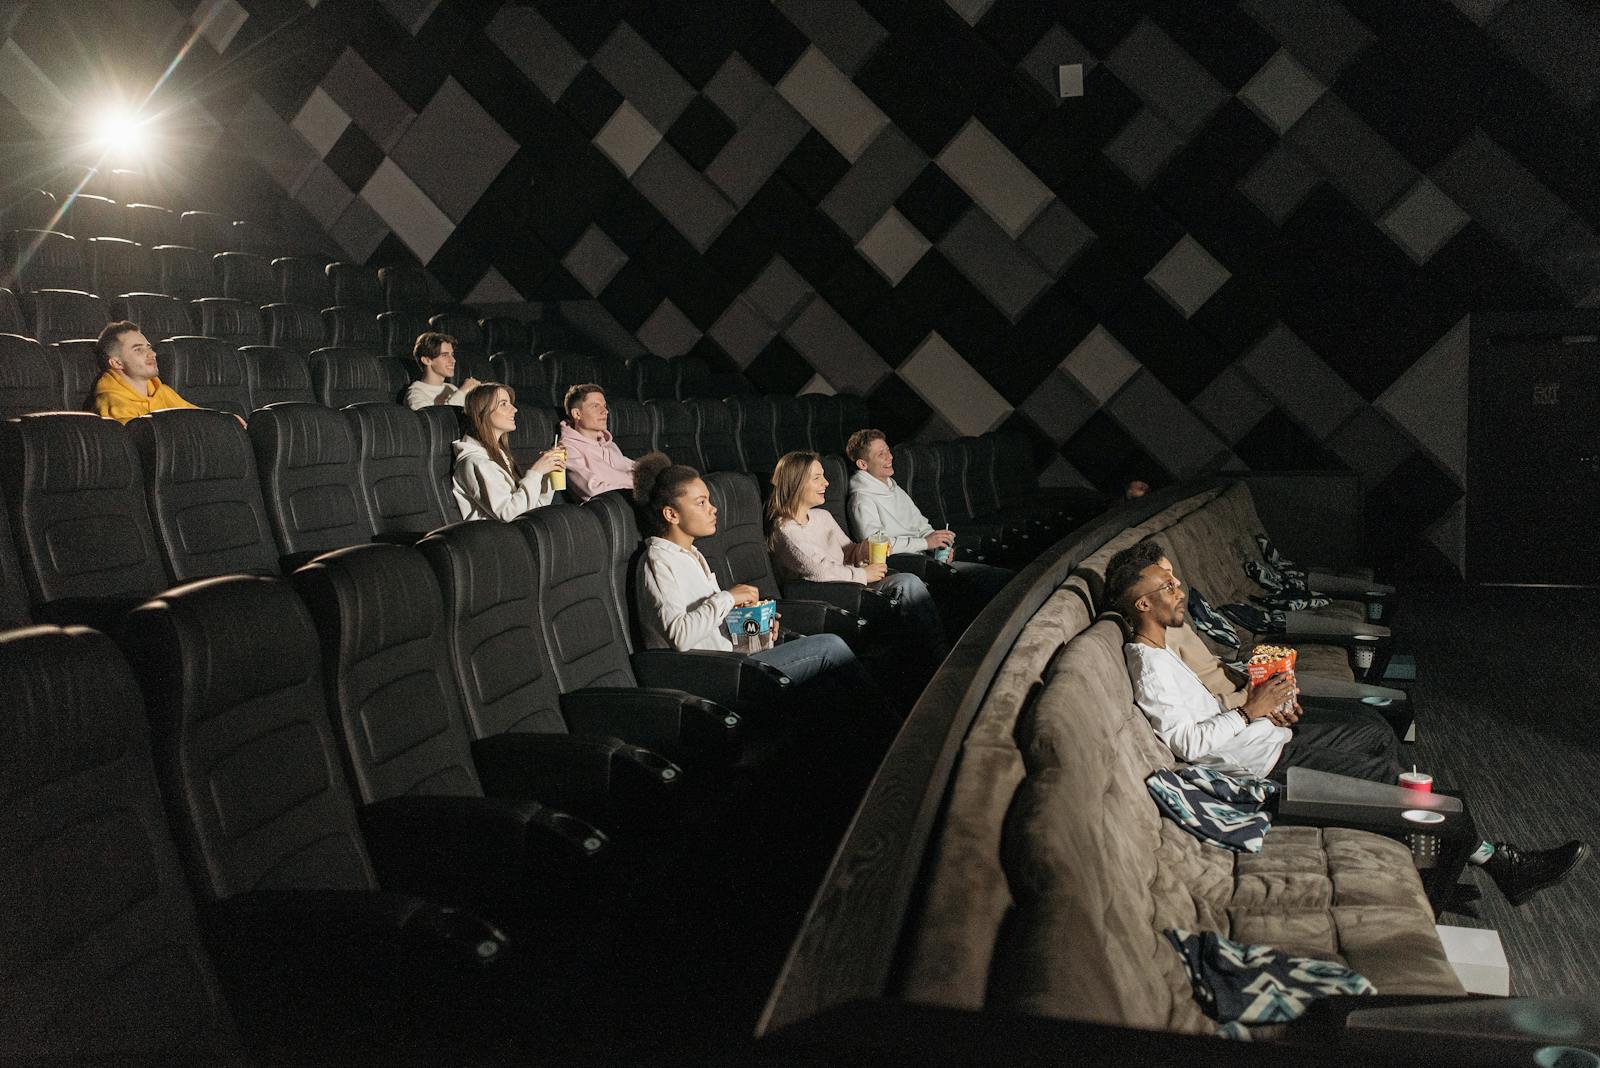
[248,402,372,569]
[150,336,248,420]
[191,297,264,349]
[725,394,778,478]
[606,395,651,457]
[272,256,332,308]
[686,396,739,472]
[345,402,449,539]
[0,625,242,1063]
[127,408,278,580]
[116,292,194,342]
[29,288,107,347]
[264,301,327,357]
[155,244,217,302]
[238,345,314,409]
[309,346,405,408]
[213,251,277,305]
[0,412,167,626]
[644,397,695,463]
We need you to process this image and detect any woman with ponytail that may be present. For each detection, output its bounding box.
[451,383,566,521]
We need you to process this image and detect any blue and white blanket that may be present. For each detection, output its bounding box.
[1146,766,1278,853]
[1166,928,1375,1040]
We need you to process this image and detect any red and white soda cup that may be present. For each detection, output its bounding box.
[1399,769,1433,794]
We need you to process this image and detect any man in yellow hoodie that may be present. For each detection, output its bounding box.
[92,320,198,423]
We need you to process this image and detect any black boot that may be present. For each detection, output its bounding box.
[1481,841,1589,906]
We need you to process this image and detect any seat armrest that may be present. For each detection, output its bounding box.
[200,887,508,971]
[630,647,793,722]
[886,553,959,585]
[559,686,743,766]
[774,598,870,646]
[470,731,682,828]
[783,579,897,623]
[358,794,608,903]
[370,530,428,546]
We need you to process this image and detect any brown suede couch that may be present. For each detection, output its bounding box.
[896,482,1462,1038]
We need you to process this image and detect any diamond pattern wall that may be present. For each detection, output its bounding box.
[14,0,1600,573]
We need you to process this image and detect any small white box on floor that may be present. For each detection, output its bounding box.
[1435,924,1509,995]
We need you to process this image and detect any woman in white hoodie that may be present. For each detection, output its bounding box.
[451,383,565,521]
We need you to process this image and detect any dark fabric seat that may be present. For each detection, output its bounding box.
[61,193,127,241]
[309,346,405,408]
[7,229,86,295]
[378,265,429,311]
[488,351,546,400]
[116,292,194,342]
[0,625,242,1063]
[239,345,314,409]
[0,286,26,335]
[87,236,159,297]
[191,297,264,349]
[126,203,179,247]
[379,309,429,361]
[326,262,382,310]
[417,404,464,522]
[214,252,278,305]
[155,244,218,302]
[725,394,778,478]
[0,478,30,627]
[273,256,333,308]
[116,575,517,1058]
[127,407,278,580]
[420,515,740,776]
[156,336,250,420]
[628,353,674,401]
[771,395,809,455]
[346,403,449,537]
[540,350,600,410]
[644,398,695,464]
[685,396,740,473]
[289,543,616,927]
[51,340,102,411]
[264,301,327,356]
[322,304,381,348]
[180,210,231,253]
[0,186,57,232]
[801,393,844,454]
[506,403,559,471]
[248,402,373,567]
[593,354,633,399]
[0,333,62,418]
[482,316,531,358]
[28,289,106,347]
[0,412,168,624]
[607,396,652,457]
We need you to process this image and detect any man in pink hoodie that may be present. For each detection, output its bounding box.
[558,382,636,502]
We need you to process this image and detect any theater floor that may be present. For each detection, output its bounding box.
[1400,584,1600,996]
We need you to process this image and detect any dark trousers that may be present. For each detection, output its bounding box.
[1267,707,1403,784]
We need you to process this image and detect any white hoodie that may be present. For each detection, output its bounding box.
[847,469,934,555]
[451,435,555,521]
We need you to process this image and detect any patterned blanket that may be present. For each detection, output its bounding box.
[1146,766,1278,853]
[1166,927,1375,1040]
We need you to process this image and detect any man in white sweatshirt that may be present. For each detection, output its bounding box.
[404,332,480,410]
[845,429,1011,626]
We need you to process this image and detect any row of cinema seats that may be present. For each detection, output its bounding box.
[810,480,1467,1055]
[1,460,923,1060]
[0,317,755,420]
[0,400,1087,632]
[1,182,293,253]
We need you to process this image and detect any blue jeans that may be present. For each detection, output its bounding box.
[750,633,893,727]
[876,572,948,657]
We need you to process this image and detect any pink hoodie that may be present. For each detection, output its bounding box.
[559,421,636,501]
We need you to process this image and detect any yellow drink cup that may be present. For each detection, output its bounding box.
[547,446,567,492]
[869,534,889,565]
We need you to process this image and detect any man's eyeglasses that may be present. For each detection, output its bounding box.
[1144,579,1179,599]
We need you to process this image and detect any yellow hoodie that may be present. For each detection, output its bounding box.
[93,372,198,424]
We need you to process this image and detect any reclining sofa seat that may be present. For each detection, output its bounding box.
[991,617,1463,1034]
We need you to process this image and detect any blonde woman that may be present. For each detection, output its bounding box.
[451,383,565,521]
[766,451,950,675]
